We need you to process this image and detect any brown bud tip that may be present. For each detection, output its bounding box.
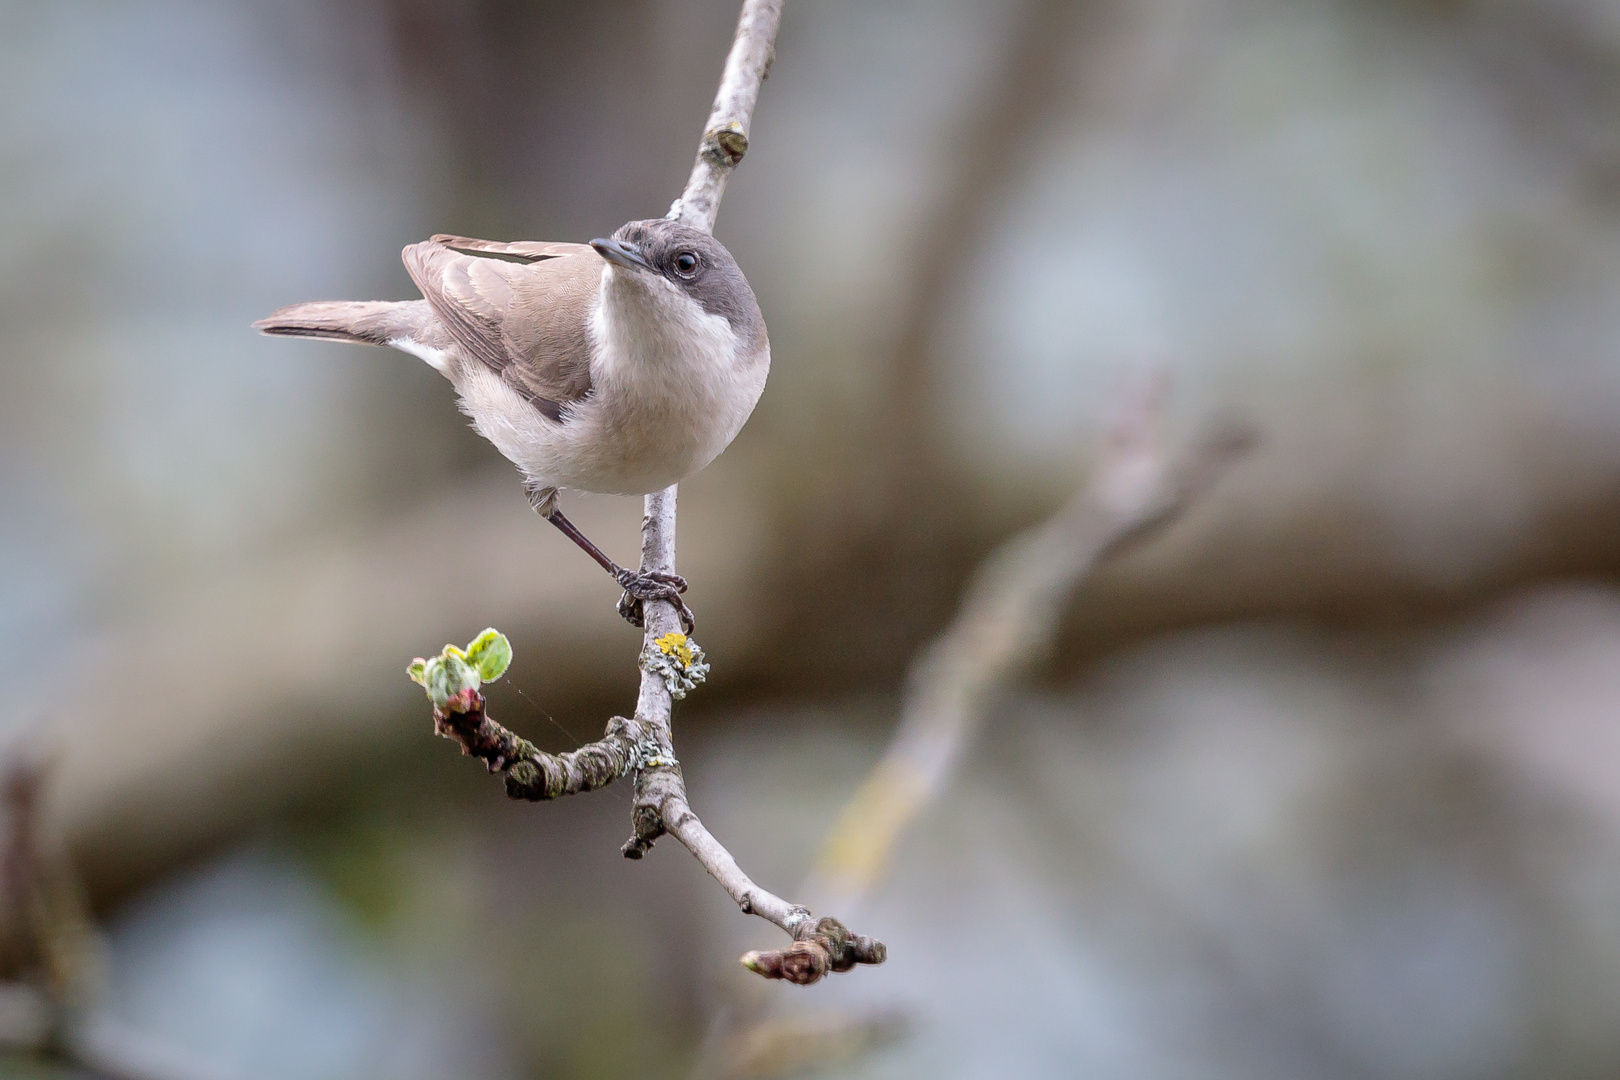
[741,941,829,985]
[801,916,888,972]
[853,936,887,965]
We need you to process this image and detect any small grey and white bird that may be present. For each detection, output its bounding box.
[254,218,770,630]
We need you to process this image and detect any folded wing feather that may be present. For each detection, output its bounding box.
[401,238,603,421]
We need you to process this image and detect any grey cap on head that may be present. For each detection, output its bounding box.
[601,219,766,352]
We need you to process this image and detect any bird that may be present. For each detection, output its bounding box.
[253,218,770,631]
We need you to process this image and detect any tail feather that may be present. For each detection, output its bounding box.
[252,299,433,346]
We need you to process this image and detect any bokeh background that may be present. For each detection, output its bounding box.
[6,0,1620,1076]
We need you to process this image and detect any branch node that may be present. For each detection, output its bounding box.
[621,803,667,860]
[806,916,887,971]
[701,122,749,167]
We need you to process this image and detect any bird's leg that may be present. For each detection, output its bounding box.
[528,485,695,632]
[549,508,696,632]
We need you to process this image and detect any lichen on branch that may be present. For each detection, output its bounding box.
[642,632,709,700]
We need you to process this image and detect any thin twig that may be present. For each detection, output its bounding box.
[666,0,783,233]
[634,0,884,983]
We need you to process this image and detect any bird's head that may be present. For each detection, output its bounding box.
[590,219,764,354]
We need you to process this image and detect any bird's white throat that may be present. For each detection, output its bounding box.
[591,264,742,385]
[578,264,756,487]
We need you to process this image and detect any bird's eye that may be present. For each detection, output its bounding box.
[673,251,699,277]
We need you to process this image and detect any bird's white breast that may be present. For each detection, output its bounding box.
[441,265,768,497]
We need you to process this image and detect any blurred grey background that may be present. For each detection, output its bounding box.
[6,0,1620,1076]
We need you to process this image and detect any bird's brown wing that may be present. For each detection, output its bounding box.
[402,238,601,420]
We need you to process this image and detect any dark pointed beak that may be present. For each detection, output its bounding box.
[591,237,655,273]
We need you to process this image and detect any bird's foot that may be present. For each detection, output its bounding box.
[615,569,695,633]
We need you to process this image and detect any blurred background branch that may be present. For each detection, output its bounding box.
[694,384,1252,1076]
[0,749,230,1080]
[808,388,1254,916]
[873,0,1104,484]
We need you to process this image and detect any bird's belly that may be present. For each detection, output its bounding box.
[558,407,708,495]
[452,357,762,496]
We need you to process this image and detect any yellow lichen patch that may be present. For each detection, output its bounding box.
[644,632,709,700]
[655,631,696,667]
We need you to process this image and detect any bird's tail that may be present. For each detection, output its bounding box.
[252,299,429,346]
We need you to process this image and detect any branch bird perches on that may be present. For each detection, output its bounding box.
[410,0,885,986]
